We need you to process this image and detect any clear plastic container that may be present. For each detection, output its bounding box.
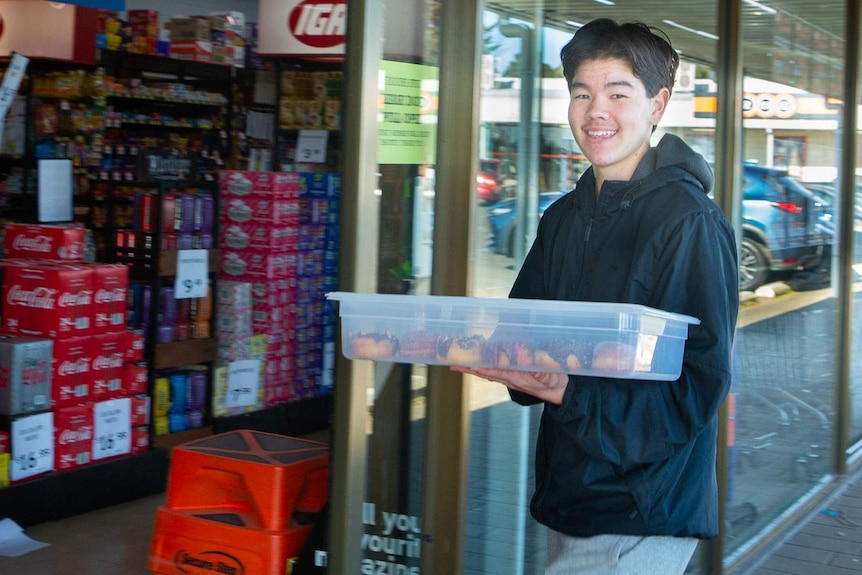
[326,292,700,381]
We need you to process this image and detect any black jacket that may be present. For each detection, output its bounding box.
[509,134,738,539]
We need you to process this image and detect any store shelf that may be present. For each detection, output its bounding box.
[154,338,217,370]
[159,248,221,277]
[152,425,214,450]
[0,449,169,529]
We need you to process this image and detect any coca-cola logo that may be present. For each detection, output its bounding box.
[95,288,126,304]
[12,234,53,253]
[59,426,93,444]
[59,290,92,307]
[92,355,123,370]
[58,358,91,376]
[7,285,57,309]
[288,0,346,48]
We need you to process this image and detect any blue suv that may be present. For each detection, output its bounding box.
[485,164,830,292]
[737,164,830,291]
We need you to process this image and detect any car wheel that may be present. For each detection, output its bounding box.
[739,237,769,292]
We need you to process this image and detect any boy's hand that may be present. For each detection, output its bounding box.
[451,366,569,405]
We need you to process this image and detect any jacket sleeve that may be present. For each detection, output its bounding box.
[506,206,556,406]
[544,208,738,469]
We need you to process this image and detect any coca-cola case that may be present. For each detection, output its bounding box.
[91,331,125,400]
[54,402,94,471]
[91,263,129,334]
[3,223,85,261]
[1,261,94,339]
[0,335,53,416]
[52,335,93,409]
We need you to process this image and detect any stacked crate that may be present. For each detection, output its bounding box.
[148,430,329,575]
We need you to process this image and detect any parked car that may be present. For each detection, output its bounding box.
[476,159,517,205]
[486,164,830,292]
[737,164,830,291]
[486,191,566,258]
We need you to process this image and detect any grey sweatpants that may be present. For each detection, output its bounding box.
[546,530,699,575]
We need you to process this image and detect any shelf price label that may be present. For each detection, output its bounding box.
[0,52,29,121]
[93,398,131,461]
[10,411,53,482]
[175,249,209,299]
[296,130,329,164]
[226,359,261,408]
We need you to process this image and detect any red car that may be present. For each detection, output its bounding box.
[476,159,500,203]
[476,159,516,204]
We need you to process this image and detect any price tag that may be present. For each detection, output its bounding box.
[0,53,29,121]
[10,412,53,482]
[296,130,329,163]
[226,359,261,408]
[174,249,208,299]
[93,398,131,461]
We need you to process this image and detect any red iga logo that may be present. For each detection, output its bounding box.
[288,0,346,49]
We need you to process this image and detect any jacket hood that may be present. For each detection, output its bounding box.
[576,133,714,216]
[636,133,714,194]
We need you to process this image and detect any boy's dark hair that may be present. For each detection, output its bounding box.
[560,18,679,98]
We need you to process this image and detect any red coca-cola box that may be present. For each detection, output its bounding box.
[125,330,146,363]
[51,335,93,409]
[130,395,151,427]
[3,223,85,261]
[131,426,150,454]
[91,332,125,400]
[91,263,129,334]
[54,402,94,471]
[124,362,148,396]
[1,262,93,338]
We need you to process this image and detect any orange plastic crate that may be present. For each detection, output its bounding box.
[148,505,313,575]
[164,430,329,532]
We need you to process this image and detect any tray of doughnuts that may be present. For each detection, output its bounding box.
[326,292,699,381]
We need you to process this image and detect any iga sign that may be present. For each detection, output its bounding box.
[258,0,346,56]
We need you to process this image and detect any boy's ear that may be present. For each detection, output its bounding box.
[651,87,671,125]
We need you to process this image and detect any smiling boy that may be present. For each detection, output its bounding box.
[455,19,739,574]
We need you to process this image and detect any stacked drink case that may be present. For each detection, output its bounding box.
[217,170,338,406]
[0,222,150,485]
[212,280,266,417]
[151,368,207,436]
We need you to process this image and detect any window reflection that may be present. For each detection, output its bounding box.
[732,1,843,557]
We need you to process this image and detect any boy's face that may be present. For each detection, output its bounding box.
[568,57,670,186]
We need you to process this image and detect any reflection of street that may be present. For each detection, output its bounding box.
[472,202,519,299]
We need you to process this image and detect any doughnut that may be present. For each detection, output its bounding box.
[398,330,440,362]
[488,341,535,368]
[533,340,593,372]
[348,331,398,359]
[437,335,486,365]
[592,341,636,371]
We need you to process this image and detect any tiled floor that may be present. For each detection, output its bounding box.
[0,493,162,575]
